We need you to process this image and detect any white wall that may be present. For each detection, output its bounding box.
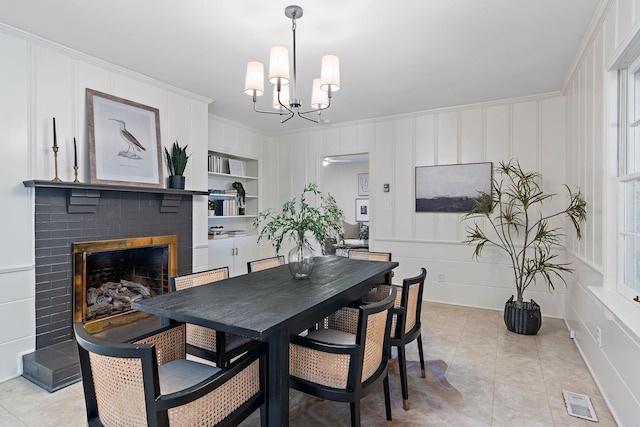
[0,24,210,382]
[262,94,570,317]
[322,161,369,225]
[563,0,640,425]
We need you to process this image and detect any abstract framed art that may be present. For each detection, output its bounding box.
[358,173,369,196]
[86,89,163,187]
[415,162,492,212]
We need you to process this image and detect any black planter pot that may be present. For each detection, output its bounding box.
[168,175,185,189]
[504,296,542,335]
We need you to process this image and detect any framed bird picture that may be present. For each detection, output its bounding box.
[86,88,163,187]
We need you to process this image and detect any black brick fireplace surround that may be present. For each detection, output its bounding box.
[22,182,202,391]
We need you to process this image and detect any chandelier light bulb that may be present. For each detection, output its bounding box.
[273,84,291,109]
[244,61,265,96]
[268,46,290,85]
[320,55,340,92]
[311,78,328,109]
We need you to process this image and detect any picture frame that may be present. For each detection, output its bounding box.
[355,198,369,222]
[228,159,245,176]
[358,173,369,196]
[87,88,163,187]
[415,162,492,212]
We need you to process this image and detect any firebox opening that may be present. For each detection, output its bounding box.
[73,235,178,333]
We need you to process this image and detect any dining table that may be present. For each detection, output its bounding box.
[132,255,398,426]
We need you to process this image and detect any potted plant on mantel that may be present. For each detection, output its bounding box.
[463,160,587,335]
[164,140,190,189]
[254,183,344,279]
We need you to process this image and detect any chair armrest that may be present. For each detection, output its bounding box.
[156,343,266,410]
[291,334,359,357]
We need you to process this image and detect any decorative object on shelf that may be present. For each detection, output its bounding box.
[51,117,62,182]
[232,181,246,215]
[208,199,218,216]
[358,173,369,196]
[164,140,190,189]
[228,159,245,176]
[463,160,587,335]
[87,89,163,188]
[244,5,340,124]
[254,182,344,279]
[73,137,79,183]
[416,162,492,212]
[355,198,369,222]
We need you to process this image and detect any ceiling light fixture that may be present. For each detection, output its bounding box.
[244,5,340,124]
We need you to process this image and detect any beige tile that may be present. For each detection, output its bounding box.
[492,403,554,427]
[494,356,546,394]
[0,306,618,427]
[0,405,26,426]
[493,383,552,421]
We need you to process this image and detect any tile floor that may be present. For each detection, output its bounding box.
[0,302,617,426]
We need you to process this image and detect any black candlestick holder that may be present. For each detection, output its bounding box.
[73,165,79,183]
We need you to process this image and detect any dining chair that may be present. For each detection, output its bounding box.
[170,267,256,367]
[247,255,285,273]
[289,287,397,427]
[348,250,392,262]
[74,321,266,427]
[363,268,428,410]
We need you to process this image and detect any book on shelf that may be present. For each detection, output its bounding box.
[209,189,225,195]
[208,233,229,240]
[224,189,238,194]
[208,155,230,174]
[226,230,248,236]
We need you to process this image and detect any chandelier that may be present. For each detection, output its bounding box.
[243,5,340,124]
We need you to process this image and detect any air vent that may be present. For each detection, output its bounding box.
[563,390,598,422]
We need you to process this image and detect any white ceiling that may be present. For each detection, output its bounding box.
[0,1,600,134]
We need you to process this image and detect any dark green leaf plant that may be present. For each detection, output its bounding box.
[164,140,190,176]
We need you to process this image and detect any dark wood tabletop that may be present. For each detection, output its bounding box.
[132,255,398,426]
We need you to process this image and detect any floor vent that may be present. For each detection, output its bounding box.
[563,390,598,422]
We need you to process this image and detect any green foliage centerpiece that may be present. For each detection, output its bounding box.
[463,160,586,334]
[254,183,344,279]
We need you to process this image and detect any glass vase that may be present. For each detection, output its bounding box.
[288,240,315,279]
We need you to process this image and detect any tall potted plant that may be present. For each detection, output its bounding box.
[463,160,586,335]
[254,183,344,279]
[164,140,190,189]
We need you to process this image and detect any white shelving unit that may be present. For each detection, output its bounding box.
[207,151,260,276]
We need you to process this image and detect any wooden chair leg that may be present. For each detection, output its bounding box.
[416,334,426,378]
[350,401,361,427]
[383,373,393,426]
[397,345,409,410]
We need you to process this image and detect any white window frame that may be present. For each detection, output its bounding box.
[618,58,640,301]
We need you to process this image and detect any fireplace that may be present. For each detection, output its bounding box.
[22,185,194,392]
[73,235,178,333]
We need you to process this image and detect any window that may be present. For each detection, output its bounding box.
[619,61,640,300]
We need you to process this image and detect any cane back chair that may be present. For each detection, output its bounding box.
[247,255,285,273]
[74,322,266,427]
[363,268,428,410]
[289,287,397,427]
[170,267,256,367]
